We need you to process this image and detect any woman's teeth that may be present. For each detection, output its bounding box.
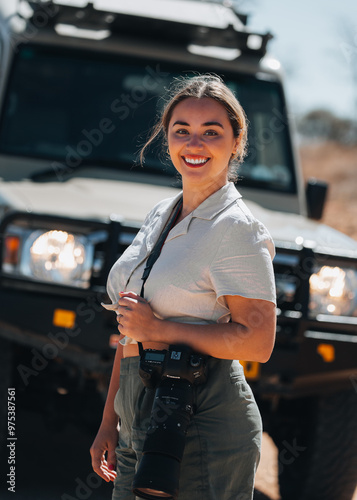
[184,157,209,165]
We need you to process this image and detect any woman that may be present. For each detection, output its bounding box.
[90,74,276,499]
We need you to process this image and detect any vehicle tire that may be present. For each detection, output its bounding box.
[269,389,357,500]
[0,338,13,450]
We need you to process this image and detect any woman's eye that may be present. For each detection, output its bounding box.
[204,130,218,136]
[176,129,189,135]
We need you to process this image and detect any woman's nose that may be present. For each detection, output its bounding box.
[186,133,203,149]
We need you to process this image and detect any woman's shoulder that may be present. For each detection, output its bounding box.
[217,196,269,232]
[215,198,275,258]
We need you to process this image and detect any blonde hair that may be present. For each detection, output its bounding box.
[139,74,248,182]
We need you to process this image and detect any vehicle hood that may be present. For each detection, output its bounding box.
[1,178,356,255]
[246,199,357,256]
[0,177,181,226]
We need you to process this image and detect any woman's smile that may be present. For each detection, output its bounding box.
[168,97,239,191]
[182,155,210,167]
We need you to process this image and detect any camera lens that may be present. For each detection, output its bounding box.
[135,346,207,499]
[132,378,194,500]
[133,453,180,499]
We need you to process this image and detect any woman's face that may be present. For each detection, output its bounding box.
[167,97,239,191]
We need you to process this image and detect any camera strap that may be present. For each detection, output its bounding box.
[138,197,183,355]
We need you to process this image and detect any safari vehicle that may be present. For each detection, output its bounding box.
[0,1,356,499]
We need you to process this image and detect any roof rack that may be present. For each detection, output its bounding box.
[26,0,273,59]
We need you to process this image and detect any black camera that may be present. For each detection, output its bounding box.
[132,345,207,500]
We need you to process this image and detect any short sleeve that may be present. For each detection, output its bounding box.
[106,206,156,304]
[209,217,276,305]
[106,266,121,305]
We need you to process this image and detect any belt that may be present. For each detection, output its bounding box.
[123,341,170,358]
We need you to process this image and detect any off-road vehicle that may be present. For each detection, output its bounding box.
[0,1,356,499]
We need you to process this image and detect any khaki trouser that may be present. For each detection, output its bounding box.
[112,356,262,500]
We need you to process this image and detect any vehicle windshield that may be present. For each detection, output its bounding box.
[0,44,296,193]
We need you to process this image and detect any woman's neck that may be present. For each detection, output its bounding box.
[180,179,228,219]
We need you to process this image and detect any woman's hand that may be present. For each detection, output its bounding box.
[115,292,275,362]
[90,423,118,482]
[116,291,160,342]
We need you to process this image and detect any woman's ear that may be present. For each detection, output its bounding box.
[232,138,240,156]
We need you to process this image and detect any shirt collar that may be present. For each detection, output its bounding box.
[191,182,242,220]
[156,182,241,223]
[164,183,242,242]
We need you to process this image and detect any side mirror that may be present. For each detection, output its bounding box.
[306,178,328,220]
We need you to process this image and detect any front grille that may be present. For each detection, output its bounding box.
[92,224,139,283]
[273,249,304,315]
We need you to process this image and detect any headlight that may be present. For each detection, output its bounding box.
[1,213,133,290]
[309,265,357,317]
[20,230,93,287]
[2,222,99,288]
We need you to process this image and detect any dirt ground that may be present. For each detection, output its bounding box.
[254,140,357,498]
[299,141,357,241]
[255,433,280,499]
[255,433,357,499]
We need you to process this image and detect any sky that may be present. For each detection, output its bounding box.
[240,0,357,120]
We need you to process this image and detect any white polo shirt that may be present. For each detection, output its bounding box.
[107,182,276,345]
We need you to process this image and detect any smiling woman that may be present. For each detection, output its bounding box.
[140,74,249,220]
[167,98,239,209]
[140,73,248,183]
[90,74,276,500]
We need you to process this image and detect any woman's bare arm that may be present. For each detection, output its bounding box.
[117,292,276,362]
[90,343,123,482]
